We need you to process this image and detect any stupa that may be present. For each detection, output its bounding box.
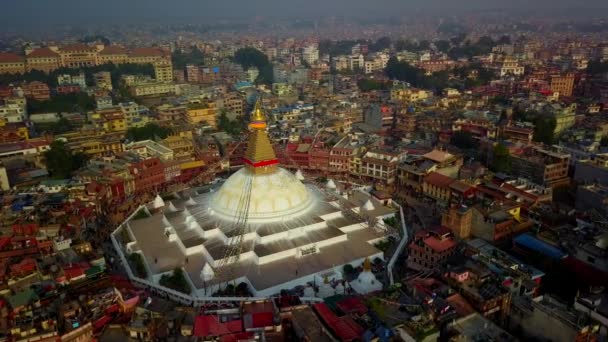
[350,258,383,294]
[114,100,396,298]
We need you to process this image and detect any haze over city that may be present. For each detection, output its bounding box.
[2,0,608,29]
[0,0,607,341]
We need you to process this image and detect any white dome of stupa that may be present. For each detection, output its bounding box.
[210,167,314,223]
[303,286,316,298]
[350,258,383,295]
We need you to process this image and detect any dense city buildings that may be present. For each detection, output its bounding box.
[0,6,607,341]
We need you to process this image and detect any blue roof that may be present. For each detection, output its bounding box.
[514,233,567,260]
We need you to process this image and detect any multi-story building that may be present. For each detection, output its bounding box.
[129,157,166,194]
[442,205,473,239]
[157,104,186,123]
[62,130,124,157]
[217,92,244,117]
[574,154,608,185]
[360,150,400,188]
[124,140,174,161]
[0,98,27,123]
[364,104,395,131]
[500,57,525,77]
[162,133,195,162]
[550,73,575,97]
[407,227,458,271]
[302,45,319,65]
[23,81,51,101]
[119,102,147,127]
[25,47,61,73]
[89,108,127,132]
[511,146,570,187]
[423,172,455,204]
[59,43,99,68]
[185,64,201,83]
[94,71,113,90]
[154,61,174,83]
[349,54,364,71]
[0,53,25,74]
[97,45,129,65]
[186,101,217,127]
[130,82,175,97]
[501,125,534,144]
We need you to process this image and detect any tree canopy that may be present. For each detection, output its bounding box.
[217,111,246,136]
[587,60,608,75]
[491,143,511,173]
[384,57,451,91]
[126,123,171,142]
[357,78,391,92]
[451,131,478,149]
[172,47,205,69]
[28,92,96,114]
[233,47,273,85]
[0,62,154,89]
[159,268,190,294]
[44,140,89,179]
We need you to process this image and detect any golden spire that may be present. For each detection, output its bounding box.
[244,98,278,174]
[251,98,266,124]
[363,257,372,272]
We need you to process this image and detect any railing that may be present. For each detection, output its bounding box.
[387,200,409,285]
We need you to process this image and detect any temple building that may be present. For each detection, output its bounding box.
[112,100,396,301]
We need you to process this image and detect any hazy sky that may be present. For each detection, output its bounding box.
[1,0,607,28]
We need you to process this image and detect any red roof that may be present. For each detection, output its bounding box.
[99,45,128,55]
[61,43,97,52]
[0,53,24,63]
[250,312,274,328]
[0,237,11,250]
[27,47,60,58]
[313,303,363,342]
[93,315,112,330]
[423,235,457,253]
[336,297,368,315]
[194,315,242,337]
[63,266,86,280]
[129,47,168,57]
[424,172,455,188]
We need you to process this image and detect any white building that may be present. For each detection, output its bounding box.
[302,45,319,65]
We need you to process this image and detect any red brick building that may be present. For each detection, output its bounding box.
[129,158,166,194]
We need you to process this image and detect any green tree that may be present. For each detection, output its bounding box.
[159,267,190,294]
[587,60,608,75]
[357,79,389,92]
[233,47,273,85]
[451,131,478,149]
[369,36,391,52]
[435,40,451,53]
[491,143,511,173]
[126,123,170,142]
[172,47,205,69]
[343,264,355,275]
[532,116,556,145]
[44,140,89,179]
